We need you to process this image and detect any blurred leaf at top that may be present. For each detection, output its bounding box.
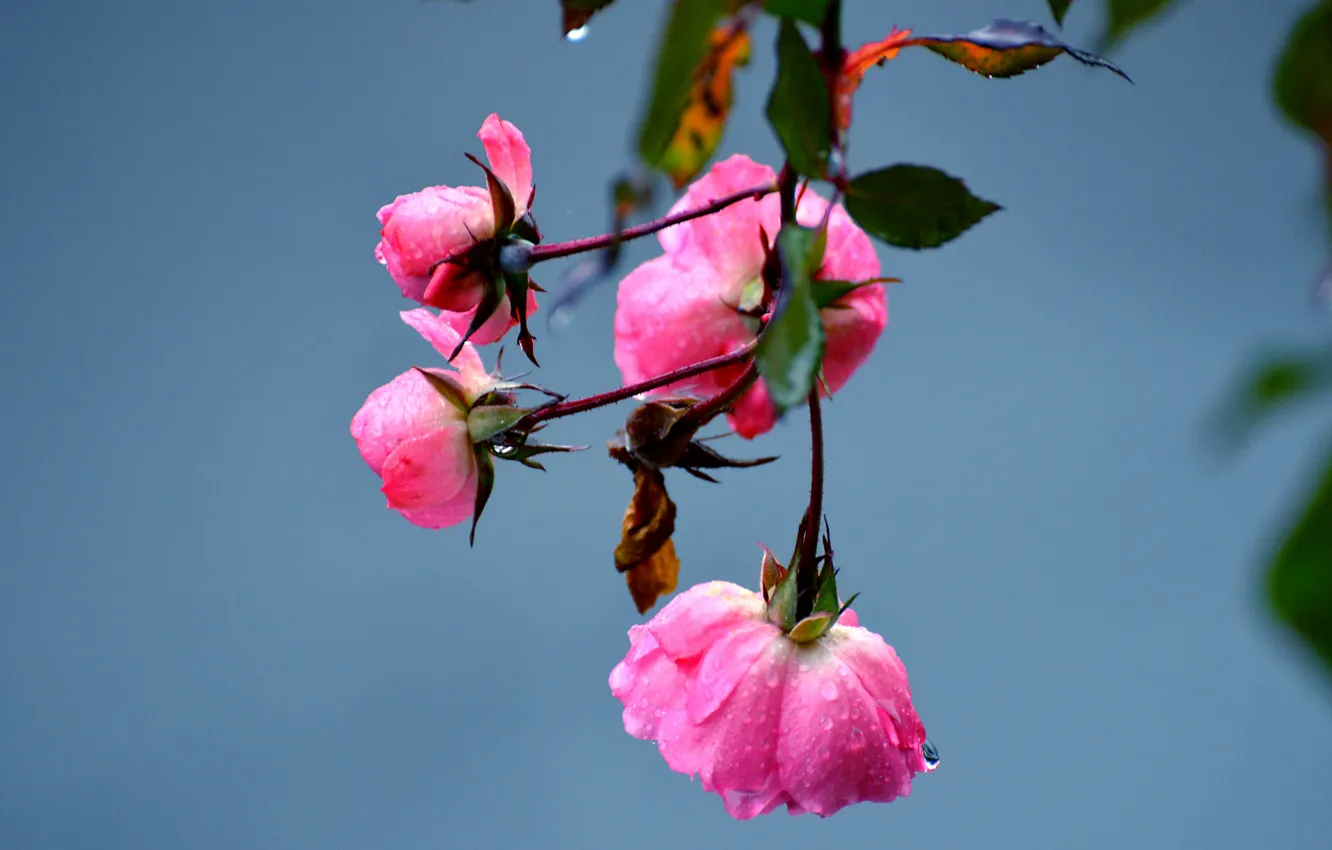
[898,18,1132,82]
[1266,442,1332,678]
[1212,344,1332,447]
[835,26,912,130]
[657,20,752,188]
[762,0,830,26]
[1274,0,1332,218]
[766,17,832,178]
[1097,0,1181,52]
[844,164,1000,250]
[636,0,731,171]
[561,0,614,36]
[1046,0,1073,26]
[756,225,825,410]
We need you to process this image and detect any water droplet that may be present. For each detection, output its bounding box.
[819,714,832,730]
[922,739,941,772]
[820,680,838,701]
[566,25,590,42]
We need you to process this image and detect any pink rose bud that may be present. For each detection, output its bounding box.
[609,580,935,819]
[374,114,539,342]
[350,309,497,529]
[613,154,887,439]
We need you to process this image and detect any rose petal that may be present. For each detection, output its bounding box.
[478,114,533,219]
[397,469,479,530]
[377,185,494,304]
[351,369,460,476]
[645,581,766,661]
[380,422,476,510]
[659,154,774,282]
[399,309,490,398]
[439,286,540,347]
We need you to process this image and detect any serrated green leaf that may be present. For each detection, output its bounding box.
[761,0,830,26]
[766,18,831,178]
[636,0,729,169]
[1098,0,1180,52]
[1267,441,1332,677]
[901,18,1131,81]
[845,164,1000,250]
[1274,2,1332,142]
[1047,0,1073,26]
[755,225,825,410]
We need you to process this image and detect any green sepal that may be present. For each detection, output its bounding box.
[788,612,835,643]
[464,152,516,233]
[467,404,532,444]
[811,556,840,616]
[759,543,788,604]
[810,278,898,309]
[766,561,801,632]
[469,448,496,547]
[411,366,468,415]
[830,592,860,629]
[452,274,507,360]
[511,211,542,245]
[504,271,540,367]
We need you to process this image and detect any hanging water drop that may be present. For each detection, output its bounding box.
[566,25,590,43]
[921,739,941,771]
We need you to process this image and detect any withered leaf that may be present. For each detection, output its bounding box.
[613,459,681,614]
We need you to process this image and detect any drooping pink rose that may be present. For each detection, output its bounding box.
[375,113,537,320]
[613,154,886,439]
[350,309,496,529]
[609,580,933,820]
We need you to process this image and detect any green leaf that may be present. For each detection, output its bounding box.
[1274,1,1332,143]
[901,18,1131,81]
[1267,441,1332,677]
[636,0,729,169]
[765,18,832,178]
[761,0,830,26]
[845,164,1001,249]
[1047,0,1073,26]
[467,404,531,444]
[1098,0,1180,52]
[755,225,825,410]
[1212,346,1332,446]
[469,449,496,547]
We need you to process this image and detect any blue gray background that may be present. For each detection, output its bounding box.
[3,0,1331,847]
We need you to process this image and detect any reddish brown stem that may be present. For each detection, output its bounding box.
[526,183,778,264]
[517,341,757,428]
[678,363,760,431]
[796,387,825,620]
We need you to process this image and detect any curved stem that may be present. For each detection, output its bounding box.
[517,341,757,428]
[526,183,778,265]
[678,363,760,431]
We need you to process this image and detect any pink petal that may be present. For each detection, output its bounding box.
[686,622,782,724]
[422,265,490,313]
[397,469,479,530]
[825,626,927,759]
[645,581,766,661]
[613,254,756,400]
[776,645,913,816]
[725,380,777,440]
[478,114,533,219]
[398,309,489,397]
[350,369,461,476]
[820,283,887,396]
[659,154,774,283]
[380,422,476,510]
[610,627,692,741]
[376,185,494,304]
[837,608,859,628]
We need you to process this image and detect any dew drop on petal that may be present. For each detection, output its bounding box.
[819,714,833,731]
[922,739,941,772]
[819,680,838,701]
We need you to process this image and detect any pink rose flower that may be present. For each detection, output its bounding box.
[350,309,496,529]
[613,154,887,439]
[375,113,539,335]
[609,580,933,820]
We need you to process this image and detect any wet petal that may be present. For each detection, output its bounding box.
[380,422,476,510]
[350,369,460,476]
[478,114,534,219]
